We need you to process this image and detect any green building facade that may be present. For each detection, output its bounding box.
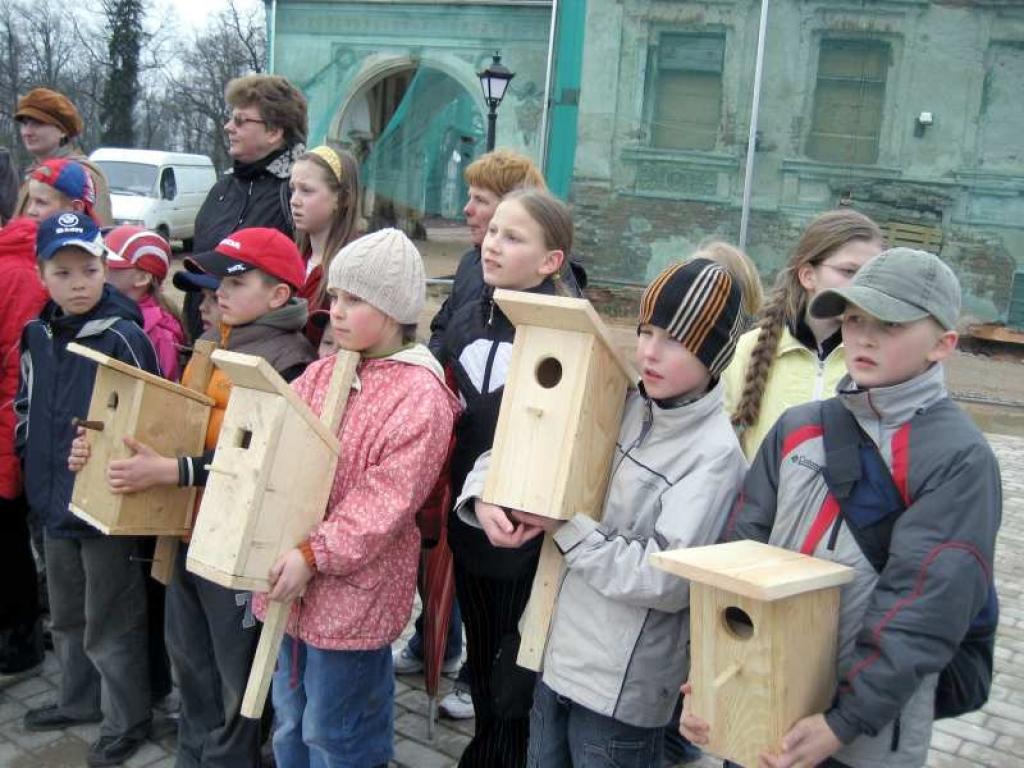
[572,0,1024,321]
[270,0,1024,321]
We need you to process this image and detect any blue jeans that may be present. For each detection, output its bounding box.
[272,638,393,768]
[407,592,463,662]
[527,680,663,768]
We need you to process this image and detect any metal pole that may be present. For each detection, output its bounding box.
[739,0,770,250]
[539,0,559,173]
[487,106,497,151]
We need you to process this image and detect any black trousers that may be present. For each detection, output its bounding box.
[0,495,42,671]
[454,559,536,768]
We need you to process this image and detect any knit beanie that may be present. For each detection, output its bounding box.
[638,258,743,377]
[328,228,425,324]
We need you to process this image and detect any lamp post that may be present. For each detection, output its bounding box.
[477,52,515,151]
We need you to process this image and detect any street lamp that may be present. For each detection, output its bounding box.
[477,52,514,151]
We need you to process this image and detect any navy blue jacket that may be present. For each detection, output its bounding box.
[15,285,160,537]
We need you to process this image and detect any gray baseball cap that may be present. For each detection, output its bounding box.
[809,247,961,331]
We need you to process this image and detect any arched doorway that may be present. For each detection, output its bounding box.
[334,64,486,234]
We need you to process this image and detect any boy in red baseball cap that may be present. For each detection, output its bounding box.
[69,226,315,766]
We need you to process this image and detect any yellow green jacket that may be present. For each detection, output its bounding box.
[722,325,847,459]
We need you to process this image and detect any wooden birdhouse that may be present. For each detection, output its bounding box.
[483,289,635,519]
[185,349,358,592]
[68,342,214,536]
[482,290,636,670]
[650,541,855,768]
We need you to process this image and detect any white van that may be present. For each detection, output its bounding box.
[89,149,217,248]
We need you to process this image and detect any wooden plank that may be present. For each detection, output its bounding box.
[493,289,637,381]
[968,323,1024,345]
[516,536,564,670]
[211,350,339,450]
[649,541,854,601]
[66,342,214,405]
[239,350,360,720]
[152,340,217,585]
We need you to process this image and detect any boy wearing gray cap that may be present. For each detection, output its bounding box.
[683,248,1001,768]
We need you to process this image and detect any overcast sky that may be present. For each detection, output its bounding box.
[158,0,263,32]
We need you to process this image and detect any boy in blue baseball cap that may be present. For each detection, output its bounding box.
[15,211,160,767]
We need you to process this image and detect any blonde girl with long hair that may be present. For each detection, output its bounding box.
[290,145,360,341]
[722,210,884,458]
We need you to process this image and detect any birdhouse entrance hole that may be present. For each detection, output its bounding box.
[107,392,119,410]
[722,606,754,640]
[535,357,563,389]
[234,429,253,450]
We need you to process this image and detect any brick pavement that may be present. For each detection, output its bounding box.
[2,432,1023,767]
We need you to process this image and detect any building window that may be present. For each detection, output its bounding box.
[807,39,890,165]
[649,34,724,151]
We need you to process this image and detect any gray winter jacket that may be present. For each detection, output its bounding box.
[723,364,1001,768]
[460,382,746,728]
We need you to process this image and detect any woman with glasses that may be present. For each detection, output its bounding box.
[722,209,884,458]
[183,74,308,341]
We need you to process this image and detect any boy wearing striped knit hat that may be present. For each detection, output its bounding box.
[458,258,749,766]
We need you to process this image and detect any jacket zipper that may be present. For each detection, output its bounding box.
[812,356,826,400]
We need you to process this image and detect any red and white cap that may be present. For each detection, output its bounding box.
[184,227,305,290]
[104,226,172,282]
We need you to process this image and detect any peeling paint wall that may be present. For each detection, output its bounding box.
[572,0,1024,321]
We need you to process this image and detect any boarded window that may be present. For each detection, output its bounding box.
[978,44,1024,168]
[650,34,724,151]
[807,40,889,165]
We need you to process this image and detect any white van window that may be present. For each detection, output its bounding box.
[98,162,158,197]
[160,168,177,200]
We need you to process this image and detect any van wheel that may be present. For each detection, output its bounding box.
[157,225,170,242]
[182,237,194,253]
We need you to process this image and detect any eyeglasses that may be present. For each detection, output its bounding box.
[229,114,267,128]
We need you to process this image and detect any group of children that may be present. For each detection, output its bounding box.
[0,145,1001,768]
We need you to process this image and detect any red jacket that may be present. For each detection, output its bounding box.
[0,217,48,498]
[254,347,461,650]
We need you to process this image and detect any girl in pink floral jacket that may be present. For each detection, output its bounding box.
[254,228,460,768]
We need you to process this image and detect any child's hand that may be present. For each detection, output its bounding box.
[68,426,91,472]
[679,681,711,745]
[509,509,565,534]
[107,437,177,493]
[758,713,840,768]
[268,549,314,602]
[475,500,545,548]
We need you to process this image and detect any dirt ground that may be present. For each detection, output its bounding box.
[165,225,1024,435]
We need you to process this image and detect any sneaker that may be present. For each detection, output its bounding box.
[86,734,144,767]
[392,645,461,676]
[439,685,475,720]
[392,645,424,675]
[24,704,102,732]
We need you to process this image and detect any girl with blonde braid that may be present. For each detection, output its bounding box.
[722,210,883,458]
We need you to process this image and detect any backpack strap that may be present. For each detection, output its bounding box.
[819,399,906,573]
[820,398,864,501]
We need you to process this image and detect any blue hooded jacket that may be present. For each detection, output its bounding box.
[15,284,160,537]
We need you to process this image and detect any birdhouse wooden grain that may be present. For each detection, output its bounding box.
[185,349,358,592]
[650,540,855,768]
[68,342,214,536]
[481,289,637,670]
[483,289,635,519]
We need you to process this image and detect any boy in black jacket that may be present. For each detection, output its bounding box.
[15,212,160,767]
